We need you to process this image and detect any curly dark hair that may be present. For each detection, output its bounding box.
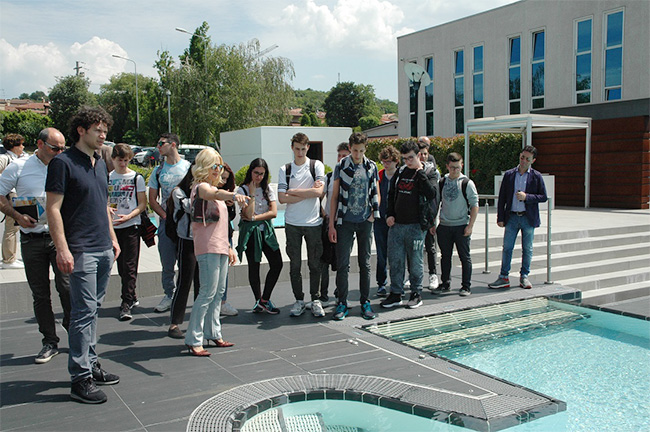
[69,106,113,144]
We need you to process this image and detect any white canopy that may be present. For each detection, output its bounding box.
[464,114,592,207]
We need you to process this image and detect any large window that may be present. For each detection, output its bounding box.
[409,61,417,136]
[575,18,592,104]
[454,49,464,134]
[508,36,521,114]
[425,57,434,136]
[473,45,484,119]
[604,10,623,100]
[531,30,545,109]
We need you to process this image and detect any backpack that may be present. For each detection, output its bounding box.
[284,159,316,187]
[164,188,186,244]
[439,176,470,214]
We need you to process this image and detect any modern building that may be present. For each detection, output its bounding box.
[397,0,649,208]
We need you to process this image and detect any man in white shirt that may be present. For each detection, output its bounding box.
[277,133,325,317]
[0,128,71,364]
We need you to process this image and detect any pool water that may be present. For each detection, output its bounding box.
[437,304,650,431]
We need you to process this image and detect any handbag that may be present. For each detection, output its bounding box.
[190,184,220,224]
[135,173,156,247]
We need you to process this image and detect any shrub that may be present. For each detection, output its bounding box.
[300,114,311,126]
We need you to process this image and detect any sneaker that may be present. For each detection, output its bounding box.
[428,274,439,291]
[259,299,280,314]
[71,377,107,404]
[305,301,312,310]
[92,362,120,385]
[311,300,326,317]
[2,260,24,269]
[380,292,403,308]
[252,300,264,313]
[376,286,388,297]
[167,326,184,339]
[333,303,349,320]
[35,343,58,364]
[459,287,471,297]
[520,277,533,289]
[154,295,173,313]
[406,292,423,309]
[130,299,140,308]
[361,301,377,320]
[119,304,132,321]
[432,284,451,294]
[289,300,306,317]
[488,277,510,289]
[220,302,239,316]
[404,279,411,289]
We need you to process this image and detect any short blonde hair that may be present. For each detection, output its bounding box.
[192,148,224,187]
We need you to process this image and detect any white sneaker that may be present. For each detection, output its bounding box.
[404,279,411,289]
[428,274,439,290]
[311,300,325,317]
[154,295,173,313]
[289,300,306,317]
[2,260,24,269]
[220,302,238,316]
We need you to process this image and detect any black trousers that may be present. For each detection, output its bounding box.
[21,233,71,346]
[170,238,200,325]
[245,235,283,301]
[115,225,140,306]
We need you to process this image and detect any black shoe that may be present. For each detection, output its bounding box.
[92,362,120,385]
[71,377,107,404]
[459,287,471,297]
[433,284,451,294]
[406,292,423,309]
[380,292,403,308]
[35,343,59,364]
[168,326,184,339]
[119,304,132,321]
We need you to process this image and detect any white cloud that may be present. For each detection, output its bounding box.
[275,0,414,59]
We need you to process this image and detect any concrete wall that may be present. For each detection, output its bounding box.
[220,126,352,176]
[398,0,650,138]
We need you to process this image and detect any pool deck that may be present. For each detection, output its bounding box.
[1,207,648,431]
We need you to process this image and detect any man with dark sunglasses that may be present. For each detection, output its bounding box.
[0,128,71,365]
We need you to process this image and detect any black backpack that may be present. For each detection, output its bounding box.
[164,188,186,244]
[439,176,470,213]
[284,159,316,187]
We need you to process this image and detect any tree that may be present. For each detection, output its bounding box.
[309,112,319,127]
[359,115,381,131]
[323,82,381,128]
[0,110,53,146]
[48,75,96,138]
[300,114,311,126]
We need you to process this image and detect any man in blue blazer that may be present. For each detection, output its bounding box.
[489,145,547,289]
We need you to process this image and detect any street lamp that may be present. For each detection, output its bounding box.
[112,54,140,130]
[166,90,172,133]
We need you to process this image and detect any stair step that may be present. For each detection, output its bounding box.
[579,281,650,305]
[561,269,650,291]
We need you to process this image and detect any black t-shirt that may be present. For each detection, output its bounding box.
[393,167,420,225]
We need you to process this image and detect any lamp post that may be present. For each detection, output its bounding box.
[166,90,172,133]
[112,54,139,129]
[175,27,209,144]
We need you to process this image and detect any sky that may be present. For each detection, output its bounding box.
[0,0,517,102]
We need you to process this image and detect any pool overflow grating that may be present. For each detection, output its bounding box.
[365,297,589,352]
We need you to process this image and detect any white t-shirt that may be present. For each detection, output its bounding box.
[109,170,146,229]
[277,158,324,227]
[236,184,276,216]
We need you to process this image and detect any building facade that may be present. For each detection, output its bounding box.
[397,0,649,208]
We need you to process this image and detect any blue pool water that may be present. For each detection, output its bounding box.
[437,304,650,431]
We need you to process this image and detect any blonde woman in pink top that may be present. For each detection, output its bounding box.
[183,148,248,357]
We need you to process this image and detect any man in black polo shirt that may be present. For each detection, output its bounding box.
[46,106,121,404]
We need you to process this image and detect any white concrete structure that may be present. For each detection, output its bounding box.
[219,126,352,176]
[397,0,650,138]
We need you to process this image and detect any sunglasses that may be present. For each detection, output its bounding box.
[157,141,169,147]
[212,164,224,171]
[44,141,66,152]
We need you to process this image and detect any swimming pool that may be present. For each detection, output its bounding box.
[371,299,650,431]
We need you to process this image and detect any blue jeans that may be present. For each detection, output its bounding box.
[185,253,228,347]
[500,214,535,279]
[373,218,389,287]
[437,224,472,289]
[388,224,425,295]
[335,220,373,304]
[157,218,177,298]
[68,249,114,383]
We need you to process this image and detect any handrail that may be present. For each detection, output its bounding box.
[476,194,553,283]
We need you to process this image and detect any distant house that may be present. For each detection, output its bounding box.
[0,99,50,116]
[365,121,398,139]
[288,108,326,126]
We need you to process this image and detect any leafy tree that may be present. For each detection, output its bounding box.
[30,91,47,101]
[323,81,380,128]
[179,21,211,69]
[309,112,319,126]
[300,114,311,126]
[0,110,52,146]
[48,75,96,139]
[18,93,29,100]
[358,115,381,131]
[376,98,397,114]
[293,88,327,112]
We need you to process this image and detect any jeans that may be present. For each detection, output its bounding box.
[68,249,114,383]
[245,234,283,301]
[115,225,140,306]
[335,220,373,304]
[388,223,425,295]
[21,233,71,346]
[170,238,200,325]
[157,218,177,297]
[437,224,472,289]
[285,224,323,302]
[373,218,389,287]
[500,214,535,279]
[185,253,228,347]
[424,230,438,275]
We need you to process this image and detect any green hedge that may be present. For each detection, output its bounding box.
[367,134,522,195]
